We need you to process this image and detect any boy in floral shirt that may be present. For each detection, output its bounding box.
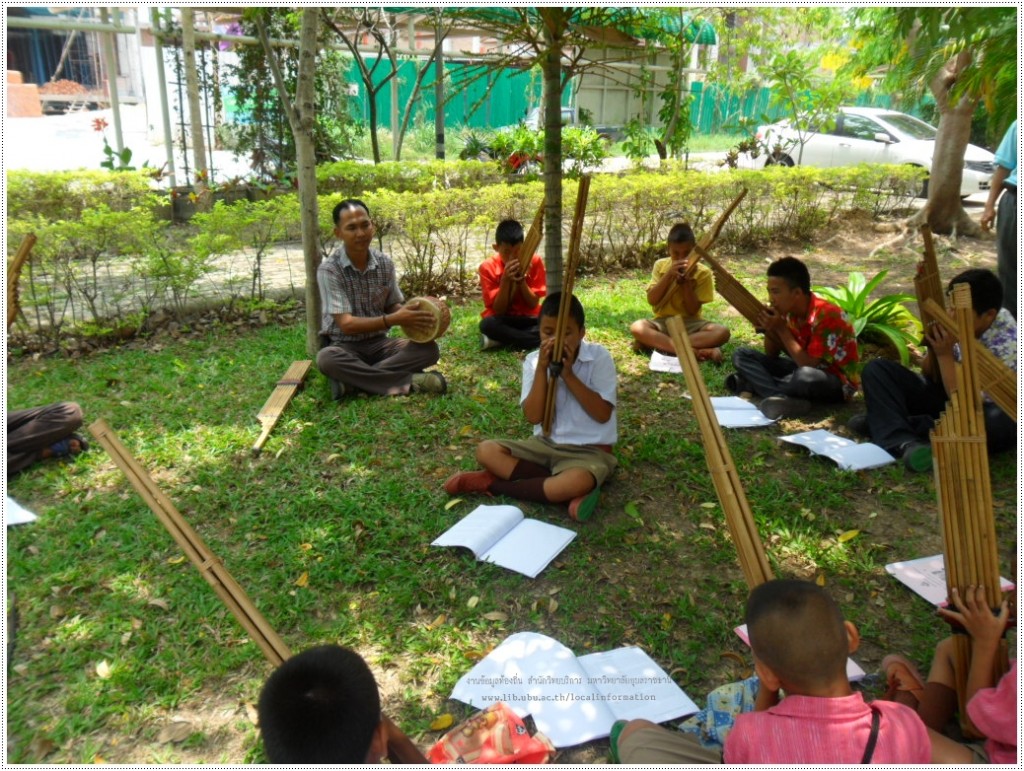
[850,268,1015,471]
[728,256,859,419]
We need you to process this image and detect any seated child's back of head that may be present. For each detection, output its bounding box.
[746,579,850,694]
[948,268,1003,314]
[258,644,381,764]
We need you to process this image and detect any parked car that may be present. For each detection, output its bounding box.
[753,106,995,197]
[522,106,626,143]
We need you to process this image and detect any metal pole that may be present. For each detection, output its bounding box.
[99,8,123,155]
[391,19,399,160]
[151,8,177,186]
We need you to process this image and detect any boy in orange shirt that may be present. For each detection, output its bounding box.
[478,219,547,350]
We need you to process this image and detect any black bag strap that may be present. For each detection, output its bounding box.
[860,706,881,764]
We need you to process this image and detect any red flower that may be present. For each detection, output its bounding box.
[92,117,109,132]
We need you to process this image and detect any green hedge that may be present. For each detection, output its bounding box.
[7,163,923,350]
[6,169,156,222]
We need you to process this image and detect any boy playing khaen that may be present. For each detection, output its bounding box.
[257,644,427,764]
[610,579,931,764]
[629,223,730,363]
[444,292,616,521]
[478,219,547,351]
[723,579,931,764]
[849,268,1016,472]
[882,584,1016,763]
[728,256,859,419]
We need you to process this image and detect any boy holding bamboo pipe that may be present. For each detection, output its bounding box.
[849,268,1016,472]
[478,219,547,351]
[630,223,731,363]
[444,292,617,521]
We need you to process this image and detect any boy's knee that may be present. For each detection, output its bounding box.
[475,440,502,465]
[628,319,648,339]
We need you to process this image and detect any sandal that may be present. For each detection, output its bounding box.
[881,653,925,704]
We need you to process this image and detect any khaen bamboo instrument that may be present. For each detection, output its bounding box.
[252,360,313,456]
[88,419,292,666]
[518,199,545,274]
[541,176,590,437]
[922,298,1016,420]
[929,284,1007,737]
[701,250,770,327]
[7,233,36,332]
[913,225,944,330]
[665,315,773,588]
[653,189,748,315]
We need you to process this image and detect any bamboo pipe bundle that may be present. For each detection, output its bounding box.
[7,233,37,331]
[518,199,546,274]
[700,250,770,327]
[913,225,944,329]
[922,298,1016,420]
[653,189,748,315]
[88,419,292,667]
[665,315,773,588]
[930,284,1006,735]
[252,360,313,456]
[542,175,591,437]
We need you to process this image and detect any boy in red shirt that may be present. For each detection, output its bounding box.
[478,219,546,351]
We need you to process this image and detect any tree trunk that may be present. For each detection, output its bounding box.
[913,52,981,236]
[181,9,209,206]
[541,23,564,293]
[294,11,322,356]
[257,10,321,355]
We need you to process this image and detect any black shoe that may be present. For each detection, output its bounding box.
[328,378,346,401]
[901,441,932,473]
[847,413,870,438]
[725,372,746,394]
[759,396,812,420]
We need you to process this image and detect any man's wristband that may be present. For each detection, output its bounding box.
[382,314,391,330]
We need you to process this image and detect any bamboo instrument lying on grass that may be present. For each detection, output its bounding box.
[653,189,748,315]
[7,233,36,331]
[252,360,313,456]
[88,418,292,667]
[930,284,1007,737]
[542,176,590,437]
[665,316,773,588]
[922,298,1016,420]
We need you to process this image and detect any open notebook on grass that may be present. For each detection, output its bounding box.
[450,631,699,748]
[885,554,1015,607]
[432,504,575,578]
[779,429,895,470]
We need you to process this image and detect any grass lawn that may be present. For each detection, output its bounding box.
[6,238,1017,763]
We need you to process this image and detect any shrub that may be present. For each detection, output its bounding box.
[814,269,922,365]
[6,170,155,221]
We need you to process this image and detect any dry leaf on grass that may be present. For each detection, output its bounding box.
[429,713,454,731]
[157,721,193,744]
[294,572,309,588]
[467,595,480,608]
[95,660,113,679]
[444,498,463,510]
[481,611,508,622]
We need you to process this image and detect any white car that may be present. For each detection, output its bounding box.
[754,106,995,197]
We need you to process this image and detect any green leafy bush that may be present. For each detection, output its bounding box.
[814,269,922,365]
[6,170,155,221]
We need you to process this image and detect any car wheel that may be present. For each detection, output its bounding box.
[764,153,794,167]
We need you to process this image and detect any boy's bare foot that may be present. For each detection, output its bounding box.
[695,347,724,364]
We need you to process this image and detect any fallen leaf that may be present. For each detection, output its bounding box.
[300,543,313,551]
[837,529,860,543]
[467,595,480,609]
[157,721,193,744]
[294,572,309,588]
[166,555,186,565]
[29,736,56,759]
[448,587,457,600]
[699,522,716,531]
[815,573,827,587]
[700,501,717,509]
[548,587,561,596]
[147,598,170,611]
[120,632,132,645]
[429,713,454,731]
[96,660,113,679]
[482,611,508,622]
[719,651,746,666]
[548,598,558,613]
[244,702,259,725]
[427,613,446,629]
[49,605,64,619]
[459,425,474,436]
[444,498,463,511]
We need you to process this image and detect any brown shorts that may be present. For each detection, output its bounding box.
[617,724,722,764]
[495,436,617,487]
[650,316,713,335]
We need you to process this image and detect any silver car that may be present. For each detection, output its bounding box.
[754,106,995,197]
